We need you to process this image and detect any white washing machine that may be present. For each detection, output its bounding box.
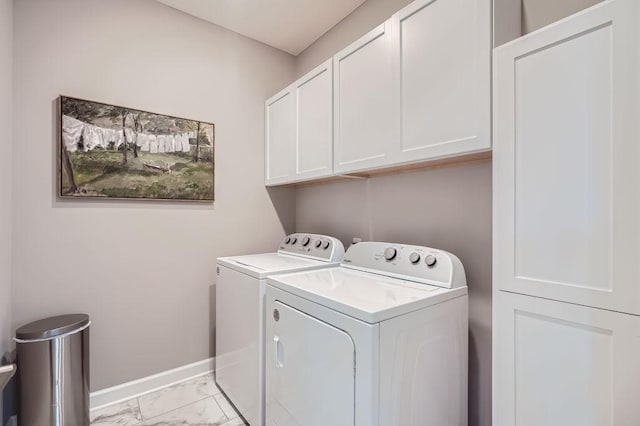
[265,241,468,426]
[215,233,345,426]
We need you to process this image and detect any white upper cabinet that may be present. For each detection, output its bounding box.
[332,0,491,175]
[493,0,640,314]
[265,86,295,185]
[392,0,491,164]
[266,0,494,184]
[294,59,334,181]
[265,61,333,186]
[333,19,399,174]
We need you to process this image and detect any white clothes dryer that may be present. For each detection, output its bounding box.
[265,241,468,426]
[215,233,345,426]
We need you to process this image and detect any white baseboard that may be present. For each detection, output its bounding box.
[90,357,215,411]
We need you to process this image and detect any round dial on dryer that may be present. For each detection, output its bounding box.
[290,237,297,245]
[425,254,437,267]
[323,241,331,250]
[384,247,397,261]
[302,236,311,246]
[409,252,421,264]
[315,240,322,248]
[284,236,291,244]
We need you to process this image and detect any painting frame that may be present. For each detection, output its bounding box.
[55,95,216,204]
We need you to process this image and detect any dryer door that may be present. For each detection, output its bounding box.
[266,301,355,426]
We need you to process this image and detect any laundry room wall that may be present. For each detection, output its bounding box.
[494,0,603,47]
[0,0,13,419]
[293,1,493,425]
[521,0,602,34]
[296,163,493,426]
[11,0,296,391]
[295,0,414,77]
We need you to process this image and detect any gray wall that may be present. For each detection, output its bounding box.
[11,0,296,391]
[494,0,602,47]
[295,0,414,77]
[296,164,493,426]
[0,0,13,420]
[522,0,602,34]
[493,0,521,47]
[293,2,492,425]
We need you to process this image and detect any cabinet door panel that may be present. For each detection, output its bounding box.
[494,291,640,426]
[334,20,399,173]
[295,59,333,180]
[493,0,640,314]
[265,87,295,185]
[396,0,490,162]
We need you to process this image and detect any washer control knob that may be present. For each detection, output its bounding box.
[315,240,322,248]
[284,236,291,244]
[302,236,311,246]
[323,241,331,250]
[425,254,437,267]
[384,247,397,261]
[290,237,297,245]
[409,252,421,264]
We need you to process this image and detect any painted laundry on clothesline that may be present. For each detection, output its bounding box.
[62,115,84,152]
[61,115,194,154]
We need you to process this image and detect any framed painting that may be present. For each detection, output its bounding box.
[58,96,214,201]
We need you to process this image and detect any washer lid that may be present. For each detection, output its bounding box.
[217,253,337,279]
[266,268,467,323]
[16,314,90,341]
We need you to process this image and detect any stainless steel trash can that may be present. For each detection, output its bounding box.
[15,314,90,426]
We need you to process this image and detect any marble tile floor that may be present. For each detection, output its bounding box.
[90,373,246,426]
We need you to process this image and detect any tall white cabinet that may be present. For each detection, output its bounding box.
[493,1,640,424]
[494,291,640,426]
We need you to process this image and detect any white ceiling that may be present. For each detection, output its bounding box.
[155,0,368,56]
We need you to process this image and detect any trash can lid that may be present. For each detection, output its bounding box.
[16,314,90,341]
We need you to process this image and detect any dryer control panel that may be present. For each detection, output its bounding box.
[341,242,467,288]
[278,233,345,263]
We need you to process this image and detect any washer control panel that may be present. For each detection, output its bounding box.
[341,242,466,288]
[278,233,345,263]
